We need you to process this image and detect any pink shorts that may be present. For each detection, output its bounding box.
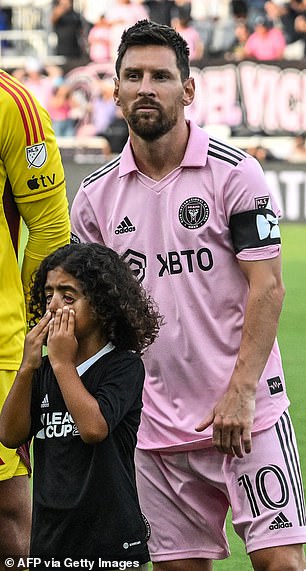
[135,411,306,562]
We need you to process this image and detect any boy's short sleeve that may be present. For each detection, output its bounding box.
[94,355,145,433]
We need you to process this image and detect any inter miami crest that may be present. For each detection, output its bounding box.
[179,197,209,229]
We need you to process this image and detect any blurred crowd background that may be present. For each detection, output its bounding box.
[0,0,306,163]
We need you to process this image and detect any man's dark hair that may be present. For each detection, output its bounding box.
[115,19,190,81]
[29,243,162,354]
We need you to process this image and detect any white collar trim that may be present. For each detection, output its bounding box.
[76,342,115,376]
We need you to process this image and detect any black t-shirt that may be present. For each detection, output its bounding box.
[29,349,150,566]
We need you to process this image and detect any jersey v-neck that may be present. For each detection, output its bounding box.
[136,168,182,192]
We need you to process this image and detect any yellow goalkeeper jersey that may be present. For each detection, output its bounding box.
[0,70,70,370]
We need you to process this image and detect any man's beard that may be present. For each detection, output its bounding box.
[126,105,178,142]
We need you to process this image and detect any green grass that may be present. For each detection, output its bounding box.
[21,223,306,569]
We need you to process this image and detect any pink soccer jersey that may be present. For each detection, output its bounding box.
[71,120,290,452]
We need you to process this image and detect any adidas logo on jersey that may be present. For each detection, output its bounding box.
[115,216,135,235]
[41,394,49,408]
[269,512,292,530]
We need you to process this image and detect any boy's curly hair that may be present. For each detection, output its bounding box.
[29,243,162,354]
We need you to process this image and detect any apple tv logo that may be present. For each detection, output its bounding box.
[27,176,40,190]
[27,173,56,191]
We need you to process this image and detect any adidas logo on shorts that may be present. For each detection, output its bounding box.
[41,394,49,408]
[115,216,136,235]
[269,512,292,530]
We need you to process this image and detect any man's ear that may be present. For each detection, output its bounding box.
[182,77,195,107]
[113,77,121,106]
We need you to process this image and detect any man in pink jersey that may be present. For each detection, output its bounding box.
[70,19,306,571]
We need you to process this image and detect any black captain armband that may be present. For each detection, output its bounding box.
[229,208,281,254]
